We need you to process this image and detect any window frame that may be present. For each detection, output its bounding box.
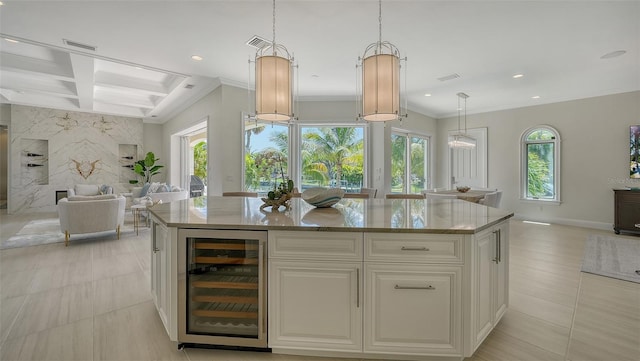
[241,115,292,193]
[295,122,368,192]
[520,125,561,204]
[390,128,432,194]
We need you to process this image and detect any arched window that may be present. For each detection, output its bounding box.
[521,126,561,203]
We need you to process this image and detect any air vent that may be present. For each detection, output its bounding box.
[246,35,270,49]
[63,39,97,51]
[437,73,460,82]
[184,84,195,89]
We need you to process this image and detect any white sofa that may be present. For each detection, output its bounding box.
[58,194,125,246]
[131,183,188,205]
[67,184,113,197]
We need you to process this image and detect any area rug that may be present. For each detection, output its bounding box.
[581,234,640,284]
[2,218,64,249]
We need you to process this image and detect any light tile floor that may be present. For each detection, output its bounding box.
[1,209,638,361]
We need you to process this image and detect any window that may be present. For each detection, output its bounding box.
[391,131,430,194]
[521,126,560,203]
[243,120,290,193]
[299,125,365,193]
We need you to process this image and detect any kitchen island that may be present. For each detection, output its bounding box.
[148,196,513,361]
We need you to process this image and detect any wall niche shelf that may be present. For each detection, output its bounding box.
[119,144,138,183]
[22,138,48,185]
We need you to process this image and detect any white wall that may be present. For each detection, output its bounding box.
[437,91,640,228]
[8,105,143,213]
[142,123,164,181]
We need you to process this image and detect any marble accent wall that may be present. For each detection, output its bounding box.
[9,105,143,213]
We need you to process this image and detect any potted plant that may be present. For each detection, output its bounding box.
[134,151,163,184]
[259,153,294,211]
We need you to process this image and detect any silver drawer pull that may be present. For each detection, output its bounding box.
[635,223,640,229]
[394,285,435,290]
[400,246,430,251]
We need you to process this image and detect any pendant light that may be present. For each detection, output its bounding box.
[357,0,407,122]
[448,92,476,148]
[254,0,294,123]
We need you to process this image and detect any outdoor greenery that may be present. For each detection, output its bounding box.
[244,125,364,193]
[301,127,363,189]
[193,141,207,185]
[391,134,427,193]
[526,129,554,198]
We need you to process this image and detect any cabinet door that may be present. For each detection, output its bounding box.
[493,222,509,323]
[614,190,640,233]
[474,228,494,346]
[151,219,170,330]
[364,263,462,356]
[269,260,362,351]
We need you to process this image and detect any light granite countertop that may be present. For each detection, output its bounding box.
[147,196,513,234]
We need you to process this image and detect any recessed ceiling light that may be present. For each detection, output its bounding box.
[4,38,19,43]
[531,95,540,99]
[191,55,203,61]
[424,93,432,97]
[512,74,524,79]
[600,50,626,59]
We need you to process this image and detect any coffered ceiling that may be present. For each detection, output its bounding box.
[1,1,638,124]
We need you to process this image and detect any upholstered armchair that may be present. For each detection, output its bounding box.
[58,194,125,246]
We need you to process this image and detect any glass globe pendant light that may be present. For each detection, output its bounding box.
[448,92,476,148]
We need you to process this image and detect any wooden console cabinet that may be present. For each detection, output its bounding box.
[613,189,640,235]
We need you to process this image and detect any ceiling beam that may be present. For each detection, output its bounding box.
[69,53,95,110]
[0,52,74,81]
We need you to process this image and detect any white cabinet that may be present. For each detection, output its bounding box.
[364,263,462,355]
[269,231,363,351]
[150,215,177,341]
[364,233,463,356]
[473,222,509,348]
[269,260,362,351]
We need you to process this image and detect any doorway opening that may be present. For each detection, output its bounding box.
[174,120,207,197]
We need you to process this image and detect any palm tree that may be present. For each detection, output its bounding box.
[302,127,362,187]
[244,121,266,153]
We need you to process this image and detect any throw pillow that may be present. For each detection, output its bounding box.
[147,182,164,194]
[140,183,151,197]
[171,185,181,192]
[100,184,113,195]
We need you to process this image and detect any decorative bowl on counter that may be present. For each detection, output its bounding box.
[301,187,345,208]
[456,186,471,193]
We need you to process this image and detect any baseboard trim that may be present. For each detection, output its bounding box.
[512,213,613,231]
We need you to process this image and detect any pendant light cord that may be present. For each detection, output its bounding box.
[464,96,468,133]
[378,0,382,44]
[457,96,461,133]
[272,0,276,46]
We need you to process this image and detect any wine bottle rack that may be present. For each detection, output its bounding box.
[186,236,263,338]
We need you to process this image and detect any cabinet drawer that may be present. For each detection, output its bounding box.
[365,233,463,263]
[269,231,363,261]
[364,263,462,355]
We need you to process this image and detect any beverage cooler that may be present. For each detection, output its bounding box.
[177,229,268,348]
